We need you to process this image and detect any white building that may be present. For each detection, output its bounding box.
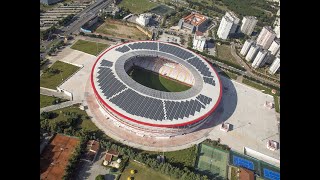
[268,39,280,55]
[273,18,280,38]
[252,49,268,68]
[225,11,240,33]
[256,26,276,49]
[192,31,207,52]
[217,11,240,40]
[245,44,260,62]
[240,16,258,36]
[136,13,152,27]
[240,39,255,56]
[269,57,280,74]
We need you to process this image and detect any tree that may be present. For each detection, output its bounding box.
[208,30,213,38]
[188,35,193,48]
[41,111,58,119]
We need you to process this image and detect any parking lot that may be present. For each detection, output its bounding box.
[158,32,181,45]
[40,3,89,30]
[76,149,114,180]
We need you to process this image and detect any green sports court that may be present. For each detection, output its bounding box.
[195,143,229,178]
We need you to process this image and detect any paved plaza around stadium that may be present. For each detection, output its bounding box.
[56,44,279,167]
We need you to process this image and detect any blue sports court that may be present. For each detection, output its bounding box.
[233,156,254,170]
[263,168,280,180]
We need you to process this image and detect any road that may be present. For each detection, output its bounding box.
[41,0,111,62]
[230,43,280,87]
[40,100,83,113]
[62,0,112,35]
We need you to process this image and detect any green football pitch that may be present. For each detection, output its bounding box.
[128,67,191,92]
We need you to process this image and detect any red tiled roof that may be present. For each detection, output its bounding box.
[239,168,255,180]
[105,154,112,162]
[106,149,119,156]
[195,31,203,36]
[87,140,100,152]
[183,13,207,26]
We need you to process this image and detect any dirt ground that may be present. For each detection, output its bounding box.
[95,19,149,40]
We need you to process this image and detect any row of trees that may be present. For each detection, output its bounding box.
[40,57,47,69]
[58,14,75,26]
[243,75,280,93]
[79,32,117,42]
[40,26,57,40]
[40,111,84,135]
[134,153,209,180]
[203,139,231,151]
[251,68,280,84]
[62,139,84,180]
[47,40,65,56]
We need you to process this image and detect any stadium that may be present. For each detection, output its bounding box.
[91,41,222,137]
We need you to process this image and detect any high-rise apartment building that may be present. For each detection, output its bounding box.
[245,44,260,62]
[217,11,240,40]
[240,39,255,56]
[252,49,268,68]
[240,16,258,36]
[256,26,276,49]
[269,57,280,74]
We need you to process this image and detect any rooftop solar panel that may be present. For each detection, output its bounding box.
[203,77,215,86]
[100,60,113,67]
[187,57,213,77]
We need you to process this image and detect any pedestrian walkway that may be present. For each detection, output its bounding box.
[40,87,71,100]
[236,75,243,83]
[40,100,83,113]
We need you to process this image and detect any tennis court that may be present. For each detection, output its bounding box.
[149,5,174,16]
[260,161,280,180]
[229,151,260,172]
[230,151,280,179]
[233,156,254,170]
[263,169,280,180]
[195,143,229,178]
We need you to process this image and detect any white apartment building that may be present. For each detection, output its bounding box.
[217,11,239,40]
[268,39,280,55]
[245,44,260,62]
[240,39,255,56]
[192,31,207,52]
[225,11,240,33]
[252,49,268,68]
[269,57,280,74]
[240,16,258,36]
[136,13,152,27]
[256,26,276,49]
[273,18,280,38]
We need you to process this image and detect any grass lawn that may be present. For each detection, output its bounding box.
[230,166,238,180]
[274,96,280,113]
[40,61,80,89]
[71,39,110,56]
[242,78,274,96]
[120,161,174,180]
[40,95,68,108]
[50,105,99,132]
[219,70,238,80]
[128,67,191,92]
[118,0,158,14]
[145,146,197,168]
[216,44,237,63]
[95,19,149,40]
